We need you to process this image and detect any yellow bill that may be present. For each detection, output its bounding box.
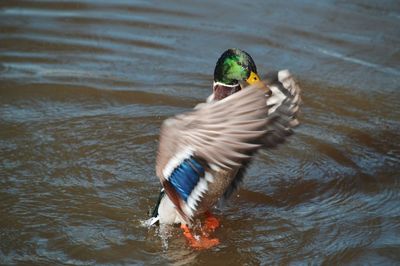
[246,71,261,84]
[246,71,270,94]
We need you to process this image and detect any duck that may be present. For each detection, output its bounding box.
[148,48,301,249]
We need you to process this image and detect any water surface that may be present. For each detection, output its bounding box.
[1,0,400,264]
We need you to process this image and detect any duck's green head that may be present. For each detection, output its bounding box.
[214,48,260,86]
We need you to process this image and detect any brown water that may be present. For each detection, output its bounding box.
[1,0,400,264]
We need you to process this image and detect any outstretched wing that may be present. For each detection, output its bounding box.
[262,69,301,148]
[156,83,269,223]
[223,70,302,199]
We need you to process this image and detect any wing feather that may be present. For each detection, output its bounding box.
[156,83,269,179]
[224,70,302,199]
[262,69,302,148]
[156,84,269,221]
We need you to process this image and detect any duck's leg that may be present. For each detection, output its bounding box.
[180,224,219,249]
[204,211,220,232]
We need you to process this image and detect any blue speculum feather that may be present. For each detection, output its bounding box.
[169,157,204,202]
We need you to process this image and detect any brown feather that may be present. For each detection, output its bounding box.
[156,84,269,220]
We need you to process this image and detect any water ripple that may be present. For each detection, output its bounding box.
[1,0,399,264]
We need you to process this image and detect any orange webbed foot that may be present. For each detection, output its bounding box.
[181,224,219,249]
[204,211,220,233]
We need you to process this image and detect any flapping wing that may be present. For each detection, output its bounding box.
[223,70,302,199]
[261,69,301,148]
[156,83,269,222]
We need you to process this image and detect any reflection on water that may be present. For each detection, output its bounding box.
[1,0,399,264]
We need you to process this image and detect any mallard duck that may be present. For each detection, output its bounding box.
[148,48,301,249]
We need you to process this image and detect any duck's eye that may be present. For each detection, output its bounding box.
[237,62,242,66]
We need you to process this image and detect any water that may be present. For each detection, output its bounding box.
[1,0,399,264]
